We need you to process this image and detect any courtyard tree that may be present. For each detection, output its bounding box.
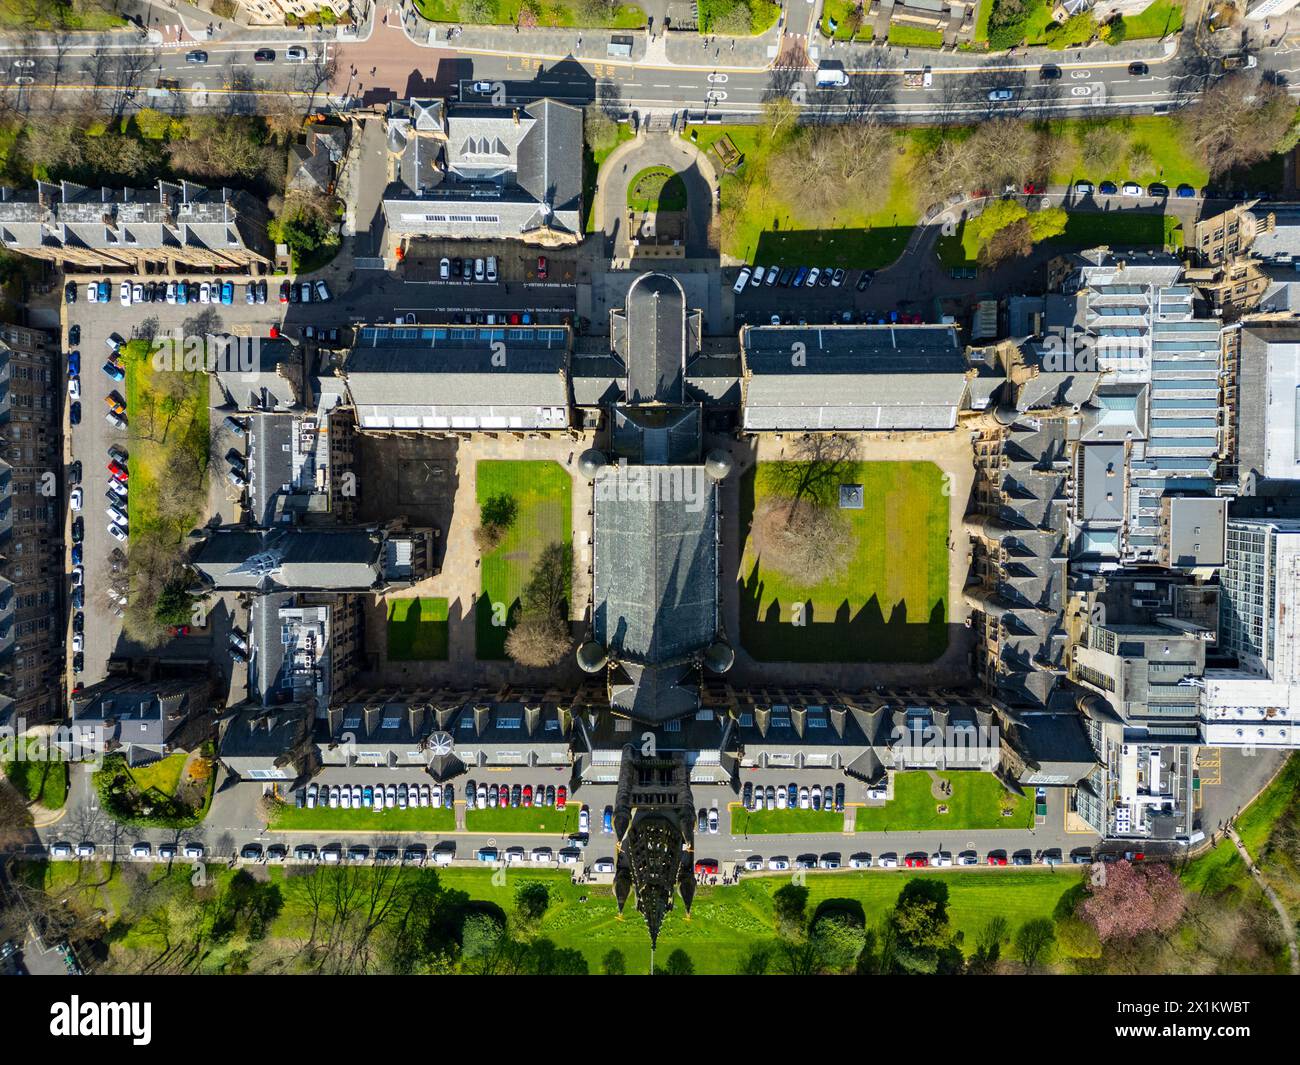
[474,492,518,552]
[771,120,896,226]
[1181,74,1297,176]
[1014,917,1056,972]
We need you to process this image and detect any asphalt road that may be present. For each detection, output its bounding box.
[0,20,1287,121]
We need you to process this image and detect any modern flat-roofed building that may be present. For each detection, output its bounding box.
[1219,515,1300,682]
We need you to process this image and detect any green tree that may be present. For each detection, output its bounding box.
[514,881,550,928]
[810,913,867,973]
[602,948,627,975]
[660,948,695,975]
[772,883,809,938]
[153,583,195,628]
[1014,917,1056,972]
[1055,914,1102,959]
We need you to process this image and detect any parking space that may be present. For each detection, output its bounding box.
[732,266,905,327]
[402,239,581,286]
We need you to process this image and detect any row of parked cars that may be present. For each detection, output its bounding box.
[51,841,206,860]
[727,848,1078,872]
[472,845,606,869]
[464,779,567,810]
[304,781,454,811]
[1073,179,1194,199]
[742,781,846,813]
[733,264,874,294]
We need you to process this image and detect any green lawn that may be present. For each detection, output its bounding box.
[129,752,188,798]
[475,460,572,660]
[464,804,580,834]
[821,0,872,40]
[697,0,781,34]
[120,337,210,565]
[738,461,948,663]
[1122,0,1183,39]
[627,165,687,212]
[1,736,68,810]
[413,0,646,27]
[1046,115,1209,188]
[0,0,124,30]
[854,771,1033,831]
[26,856,1084,975]
[888,22,944,49]
[685,124,920,269]
[730,806,845,834]
[939,208,1181,267]
[270,803,455,832]
[386,596,449,661]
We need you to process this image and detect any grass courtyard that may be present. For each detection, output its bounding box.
[413,0,645,27]
[474,460,572,660]
[93,751,214,828]
[738,460,949,663]
[939,210,1183,268]
[386,596,449,661]
[854,772,1034,831]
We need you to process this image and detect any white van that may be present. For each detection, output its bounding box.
[815,63,849,89]
[732,267,752,293]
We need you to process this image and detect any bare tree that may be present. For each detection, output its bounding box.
[1181,74,1295,176]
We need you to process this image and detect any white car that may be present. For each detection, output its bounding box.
[67,377,80,399]
[199,282,211,304]
[505,846,526,865]
[119,281,131,306]
[321,848,340,864]
[106,506,128,528]
[707,807,719,834]
[306,784,317,808]
[86,282,98,303]
[131,843,151,858]
[328,785,339,808]
[578,805,590,833]
[878,854,899,868]
[805,267,820,288]
[557,848,581,865]
[439,257,450,280]
[340,786,351,809]
[352,784,362,807]
[931,852,953,867]
[76,842,96,858]
[132,282,143,303]
[849,854,872,869]
[107,525,127,543]
[744,856,764,871]
[385,784,397,808]
[750,266,765,287]
[798,786,810,809]
[988,88,1014,101]
[430,784,441,807]
[286,46,308,62]
[71,566,83,587]
[767,858,790,871]
[530,847,553,863]
[373,785,384,810]
[1122,182,1144,196]
[183,844,204,859]
[50,843,72,858]
[71,633,83,653]
[732,267,751,293]
[776,788,788,810]
[592,857,615,874]
[69,486,82,511]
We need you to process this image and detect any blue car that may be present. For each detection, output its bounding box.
[362,785,373,807]
[603,806,613,833]
[1176,184,1196,198]
[792,266,809,288]
[71,544,82,566]
[97,281,109,302]
[787,783,798,808]
[66,350,80,375]
[1099,181,1118,195]
[102,361,125,382]
[221,281,234,305]
[69,401,81,425]
[176,281,188,305]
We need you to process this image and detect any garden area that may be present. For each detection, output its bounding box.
[93,750,214,829]
[983,0,1181,49]
[738,457,949,663]
[938,206,1182,269]
[474,460,572,661]
[386,596,450,661]
[697,0,781,34]
[853,772,1033,832]
[820,0,872,40]
[887,22,944,49]
[1,735,69,811]
[414,0,645,27]
[0,0,123,30]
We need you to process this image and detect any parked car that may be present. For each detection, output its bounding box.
[185,49,208,63]
[253,48,275,62]
[537,255,547,280]
[578,805,590,833]
[987,88,1014,101]
[732,267,751,293]
[707,807,718,834]
[1099,180,1118,195]
[131,843,151,858]
[849,853,872,869]
[1121,182,1144,197]
[314,280,331,302]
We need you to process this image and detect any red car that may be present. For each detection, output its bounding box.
[556,785,567,809]
[107,461,128,482]
[537,256,547,281]
[905,855,928,868]
[987,854,1008,866]
[694,859,718,875]
[522,784,533,808]
[167,625,190,637]
[1023,182,1043,194]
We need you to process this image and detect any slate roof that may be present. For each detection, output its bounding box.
[383,99,582,240]
[739,324,968,430]
[214,337,301,412]
[342,324,571,430]
[191,526,387,592]
[614,272,690,403]
[592,466,718,666]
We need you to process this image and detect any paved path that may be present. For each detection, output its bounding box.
[1226,825,1300,975]
[596,132,718,259]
